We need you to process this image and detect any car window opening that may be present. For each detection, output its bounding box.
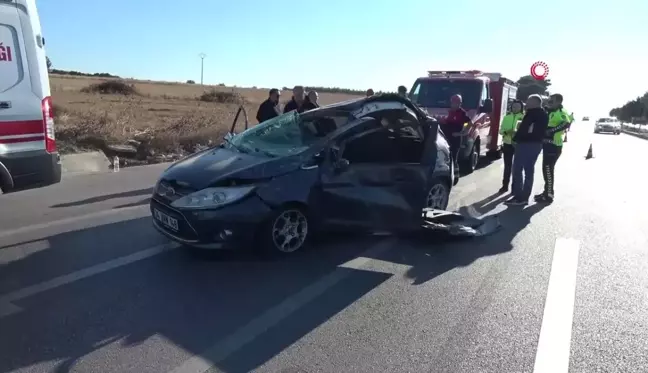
[341,113,424,165]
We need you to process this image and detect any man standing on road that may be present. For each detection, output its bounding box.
[256,88,281,123]
[442,94,472,177]
[397,85,408,98]
[506,94,548,206]
[535,93,572,203]
[366,88,375,97]
[284,86,306,113]
[498,100,525,193]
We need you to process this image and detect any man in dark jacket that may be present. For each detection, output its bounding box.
[256,88,281,123]
[505,94,549,206]
[283,85,305,113]
[302,90,319,111]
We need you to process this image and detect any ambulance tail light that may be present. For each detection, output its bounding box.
[41,96,56,153]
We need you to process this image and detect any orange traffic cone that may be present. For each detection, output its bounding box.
[585,144,594,159]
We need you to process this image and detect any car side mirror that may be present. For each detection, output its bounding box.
[480,99,493,113]
[334,158,350,172]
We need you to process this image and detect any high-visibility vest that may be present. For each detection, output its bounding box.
[499,112,524,144]
[548,108,570,146]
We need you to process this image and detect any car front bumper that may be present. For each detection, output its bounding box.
[150,194,273,250]
[595,126,619,132]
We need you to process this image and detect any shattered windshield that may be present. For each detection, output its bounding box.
[229,111,319,157]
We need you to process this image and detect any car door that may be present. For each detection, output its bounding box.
[318,108,435,231]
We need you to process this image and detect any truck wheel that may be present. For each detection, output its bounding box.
[487,148,502,160]
[461,142,479,175]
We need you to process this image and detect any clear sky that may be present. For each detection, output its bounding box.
[39,0,647,118]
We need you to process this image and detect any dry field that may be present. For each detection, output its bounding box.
[50,74,362,155]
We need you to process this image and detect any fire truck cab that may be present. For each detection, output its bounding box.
[409,70,518,175]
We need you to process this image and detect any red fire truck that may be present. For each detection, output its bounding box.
[409,70,518,174]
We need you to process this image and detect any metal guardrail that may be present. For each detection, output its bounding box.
[621,123,648,139]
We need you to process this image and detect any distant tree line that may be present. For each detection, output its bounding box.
[46,56,120,78]
[515,75,552,101]
[609,92,648,123]
[50,68,120,79]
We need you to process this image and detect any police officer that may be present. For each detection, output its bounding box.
[498,100,525,193]
[535,93,571,203]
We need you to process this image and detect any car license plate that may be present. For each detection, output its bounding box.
[154,209,179,231]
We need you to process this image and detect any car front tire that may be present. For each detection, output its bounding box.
[256,205,310,258]
[425,178,450,211]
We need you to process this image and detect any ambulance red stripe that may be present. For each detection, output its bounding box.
[0,135,45,144]
[0,119,44,137]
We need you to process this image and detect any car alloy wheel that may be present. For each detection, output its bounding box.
[425,181,449,210]
[271,209,309,253]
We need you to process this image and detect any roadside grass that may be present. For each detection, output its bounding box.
[50,74,362,158]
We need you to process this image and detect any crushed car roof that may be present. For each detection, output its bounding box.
[313,93,430,120]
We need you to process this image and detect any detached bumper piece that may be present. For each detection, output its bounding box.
[420,208,501,237]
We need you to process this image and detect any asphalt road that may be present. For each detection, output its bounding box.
[1,122,647,373]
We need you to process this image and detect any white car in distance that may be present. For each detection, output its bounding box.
[594,117,621,135]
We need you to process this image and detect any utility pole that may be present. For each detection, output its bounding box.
[198,53,207,85]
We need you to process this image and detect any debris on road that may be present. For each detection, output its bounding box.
[420,209,502,237]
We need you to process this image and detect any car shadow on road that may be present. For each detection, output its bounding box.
[49,187,153,208]
[0,218,391,373]
[112,198,151,209]
[380,193,547,285]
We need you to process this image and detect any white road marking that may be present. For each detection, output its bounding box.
[167,238,397,373]
[0,242,179,318]
[533,238,581,373]
[0,204,148,239]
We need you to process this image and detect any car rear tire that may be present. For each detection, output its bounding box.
[256,205,310,258]
[425,178,450,210]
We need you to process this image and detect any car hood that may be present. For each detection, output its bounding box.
[159,147,302,190]
[419,107,478,121]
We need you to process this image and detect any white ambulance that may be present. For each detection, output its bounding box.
[0,0,60,193]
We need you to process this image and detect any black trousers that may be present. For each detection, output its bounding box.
[502,143,515,187]
[448,137,460,176]
[542,143,562,196]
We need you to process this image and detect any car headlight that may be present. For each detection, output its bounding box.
[170,186,255,209]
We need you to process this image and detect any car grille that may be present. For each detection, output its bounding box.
[155,180,196,203]
[151,198,199,241]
